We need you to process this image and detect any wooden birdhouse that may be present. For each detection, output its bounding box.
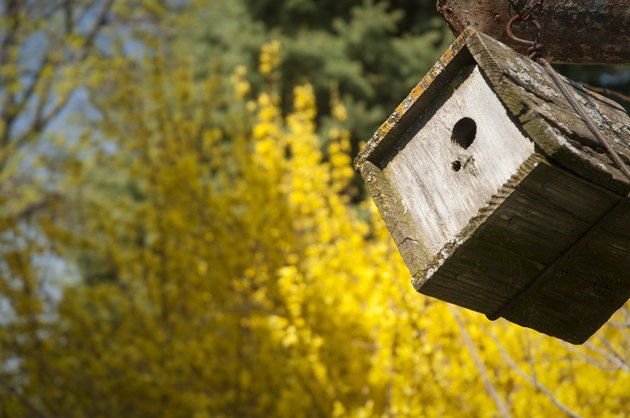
[356,28,630,344]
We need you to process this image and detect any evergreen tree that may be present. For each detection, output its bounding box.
[189,0,452,141]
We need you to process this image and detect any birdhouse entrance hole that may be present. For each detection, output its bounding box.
[451,117,476,172]
[451,117,476,149]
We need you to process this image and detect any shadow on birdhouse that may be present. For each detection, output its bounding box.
[355,28,630,344]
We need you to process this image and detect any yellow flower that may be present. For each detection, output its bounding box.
[259,40,281,75]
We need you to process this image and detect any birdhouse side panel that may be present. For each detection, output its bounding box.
[504,199,630,344]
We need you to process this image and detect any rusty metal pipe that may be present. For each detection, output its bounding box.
[437,0,630,63]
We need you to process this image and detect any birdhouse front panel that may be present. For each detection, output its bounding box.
[356,28,630,344]
[382,65,534,258]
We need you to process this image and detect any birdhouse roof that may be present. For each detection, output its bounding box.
[356,28,630,195]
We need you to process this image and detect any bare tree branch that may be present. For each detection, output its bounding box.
[0,0,20,67]
[2,0,115,157]
[482,326,584,418]
[76,0,115,61]
[559,342,621,372]
[449,306,512,418]
[525,332,539,382]
[7,194,61,221]
[64,0,74,34]
[9,56,50,124]
[74,1,96,31]
[0,377,51,418]
[618,307,630,348]
[0,0,22,140]
[582,83,630,105]
[591,336,630,373]
[39,0,66,21]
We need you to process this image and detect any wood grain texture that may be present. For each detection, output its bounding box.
[354,28,475,169]
[466,31,630,195]
[359,161,430,282]
[437,0,630,64]
[422,159,630,344]
[384,65,534,256]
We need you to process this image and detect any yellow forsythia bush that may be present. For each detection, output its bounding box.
[2,42,629,418]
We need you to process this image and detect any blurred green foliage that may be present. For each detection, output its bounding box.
[187,0,452,141]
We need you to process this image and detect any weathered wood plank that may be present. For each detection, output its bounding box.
[470,161,621,262]
[568,234,630,292]
[359,161,430,281]
[505,202,630,344]
[383,65,535,256]
[475,186,593,265]
[437,0,630,64]
[507,287,627,344]
[563,200,630,292]
[505,271,629,344]
[600,199,630,241]
[420,161,626,320]
[518,163,620,223]
[466,32,630,195]
[355,29,475,168]
[422,239,545,314]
